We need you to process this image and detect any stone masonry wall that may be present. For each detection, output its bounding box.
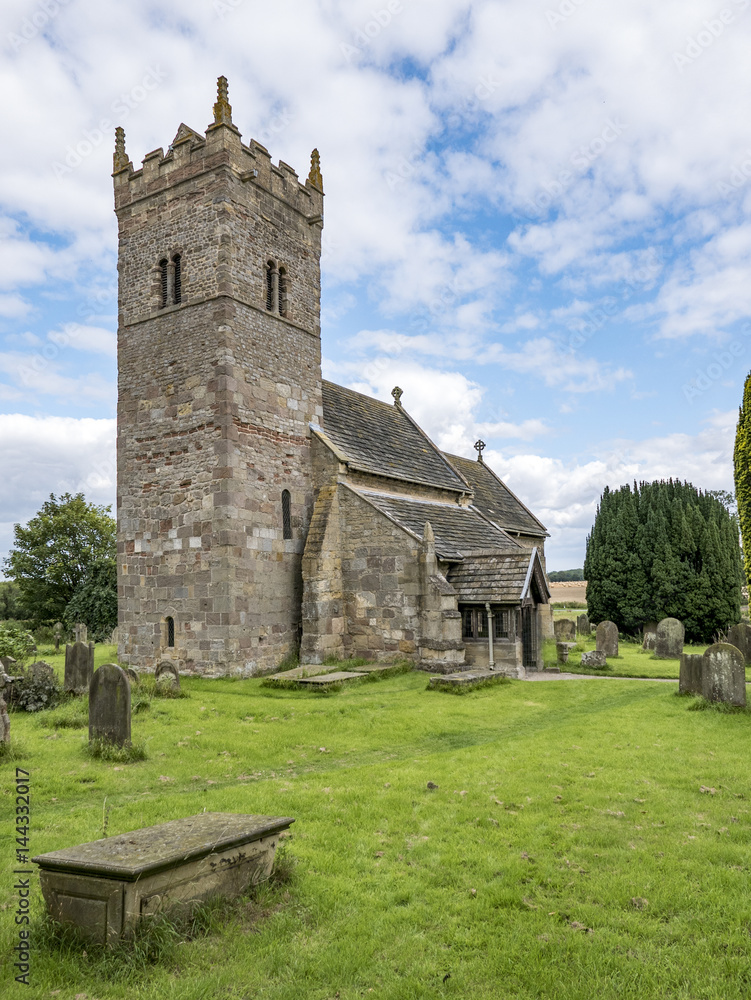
[116,117,324,676]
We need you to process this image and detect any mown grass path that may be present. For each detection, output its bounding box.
[2,665,750,999]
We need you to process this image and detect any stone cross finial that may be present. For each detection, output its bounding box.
[113,127,129,173]
[391,386,403,407]
[212,76,233,126]
[308,148,323,192]
[474,439,486,462]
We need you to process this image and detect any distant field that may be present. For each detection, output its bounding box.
[549,581,587,604]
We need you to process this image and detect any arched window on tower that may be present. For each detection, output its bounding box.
[166,616,175,648]
[172,254,182,304]
[266,260,276,311]
[282,489,292,539]
[278,266,288,317]
[159,258,169,308]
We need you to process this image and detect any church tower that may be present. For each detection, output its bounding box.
[113,78,324,676]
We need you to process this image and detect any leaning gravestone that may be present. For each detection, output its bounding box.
[655,618,684,659]
[581,649,607,668]
[596,621,618,658]
[701,643,746,707]
[679,653,704,695]
[64,641,95,695]
[155,659,180,689]
[124,667,139,685]
[727,623,751,666]
[89,664,131,747]
[554,618,576,641]
[576,613,591,637]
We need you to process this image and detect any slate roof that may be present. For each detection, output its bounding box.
[353,488,521,561]
[444,453,547,536]
[447,549,549,603]
[321,381,468,493]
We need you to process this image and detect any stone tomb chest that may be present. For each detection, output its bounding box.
[33,812,294,945]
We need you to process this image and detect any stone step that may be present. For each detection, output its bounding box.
[265,665,335,682]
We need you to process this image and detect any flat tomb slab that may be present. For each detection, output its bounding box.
[428,670,509,690]
[266,665,337,681]
[32,812,293,946]
[297,671,365,686]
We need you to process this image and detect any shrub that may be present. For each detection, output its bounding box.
[0,623,36,664]
[9,665,62,713]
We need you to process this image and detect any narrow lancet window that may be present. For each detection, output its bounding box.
[166,616,175,647]
[172,254,182,304]
[266,260,276,311]
[282,489,292,539]
[159,258,169,308]
[278,267,288,317]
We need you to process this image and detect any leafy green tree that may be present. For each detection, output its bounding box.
[585,480,742,642]
[3,494,116,624]
[63,558,118,641]
[0,581,24,620]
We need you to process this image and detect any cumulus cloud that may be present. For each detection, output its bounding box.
[0,414,116,574]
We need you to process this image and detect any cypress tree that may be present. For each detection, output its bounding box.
[585,480,741,642]
[734,370,751,588]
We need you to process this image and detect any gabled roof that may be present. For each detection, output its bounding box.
[351,487,521,561]
[444,453,547,537]
[447,548,550,604]
[321,381,469,493]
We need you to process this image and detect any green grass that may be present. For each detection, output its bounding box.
[3,670,751,998]
[543,637,750,680]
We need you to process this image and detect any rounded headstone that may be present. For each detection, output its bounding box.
[727,623,751,666]
[64,641,95,695]
[125,667,139,685]
[701,643,746,707]
[89,664,131,746]
[642,621,658,650]
[655,618,684,659]
[554,618,576,641]
[155,659,180,688]
[576,613,591,637]
[596,621,618,658]
[27,661,55,683]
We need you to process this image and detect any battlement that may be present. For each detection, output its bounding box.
[112,77,323,222]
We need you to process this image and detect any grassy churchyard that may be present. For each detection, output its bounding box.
[3,646,751,999]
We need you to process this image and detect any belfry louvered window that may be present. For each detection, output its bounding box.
[278,267,288,317]
[282,490,292,539]
[266,260,276,311]
[159,258,169,308]
[172,254,182,304]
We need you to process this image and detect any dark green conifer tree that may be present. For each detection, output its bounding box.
[734,370,751,588]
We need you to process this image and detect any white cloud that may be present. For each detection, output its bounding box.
[48,324,117,356]
[0,414,116,574]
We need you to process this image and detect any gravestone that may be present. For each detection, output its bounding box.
[554,618,576,641]
[596,621,618,658]
[54,622,63,653]
[556,641,577,664]
[75,623,88,643]
[155,659,180,689]
[64,641,95,695]
[642,621,658,650]
[581,649,607,668]
[0,671,14,743]
[125,667,139,685]
[701,643,746,707]
[0,655,17,672]
[27,661,55,683]
[728,623,751,665]
[576,613,591,637]
[110,626,119,646]
[655,618,684,659]
[679,653,703,695]
[89,664,131,747]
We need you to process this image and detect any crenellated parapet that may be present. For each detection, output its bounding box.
[112,76,324,223]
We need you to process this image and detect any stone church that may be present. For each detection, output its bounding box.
[114,78,550,679]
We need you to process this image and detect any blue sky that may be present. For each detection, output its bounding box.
[0,0,748,572]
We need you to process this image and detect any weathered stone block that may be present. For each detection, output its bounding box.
[679,653,703,694]
[556,641,577,664]
[655,618,684,659]
[581,649,607,668]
